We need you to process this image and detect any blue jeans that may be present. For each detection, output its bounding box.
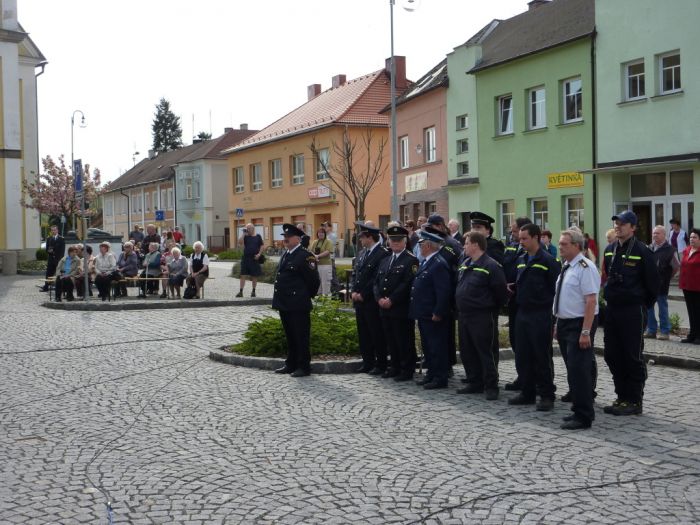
[647,295,670,335]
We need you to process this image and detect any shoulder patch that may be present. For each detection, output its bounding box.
[579,259,589,268]
[412,264,418,274]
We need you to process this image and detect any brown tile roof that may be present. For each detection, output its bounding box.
[223,69,394,153]
[179,128,258,162]
[469,0,594,73]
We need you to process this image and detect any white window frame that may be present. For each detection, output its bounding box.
[185,181,193,200]
[528,86,546,129]
[270,159,282,188]
[160,189,167,211]
[566,195,585,231]
[562,77,583,123]
[530,198,549,229]
[659,52,681,94]
[499,200,515,240]
[498,95,513,135]
[145,192,151,211]
[233,167,244,193]
[316,148,330,181]
[399,136,409,169]
[152,191,158,210]
[251,163,262,192]
[456,114,469,130]
[292,154,305,185]
[424,127,436,163]
[167,188,174,210]
[457,161,469,177]
[105,199,113,217]
[625,60,645,100]
[457,138,469,154]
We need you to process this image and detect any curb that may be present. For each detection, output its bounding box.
[42,297,273,311]
[209,348,363,374]
[18,270,46,275]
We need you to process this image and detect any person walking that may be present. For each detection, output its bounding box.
[644,226,679,340]
[679,228,700,344]
[236,224,264,298]
[602,211,659,416]
[554,228,600,430]
[669,218,688,258]
[311,227,334,296]
[42,225,65,292]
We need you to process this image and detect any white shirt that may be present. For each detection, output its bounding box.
[553,253,600,319]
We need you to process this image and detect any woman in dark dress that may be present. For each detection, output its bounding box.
[236,223,264,298]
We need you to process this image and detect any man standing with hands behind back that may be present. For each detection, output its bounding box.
[42,225,65,292]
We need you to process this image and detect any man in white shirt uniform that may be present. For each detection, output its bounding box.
[553,228,600,430]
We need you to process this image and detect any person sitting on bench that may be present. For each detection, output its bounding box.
[116,242,139,297]
[167,247,188,299]
[54,246,81,302]
[186,241,209,299]
[139,242,162,297]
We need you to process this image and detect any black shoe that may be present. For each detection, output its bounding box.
[274,366,293,374]
[251,290,256,298]
[355,365,373,374]
[39,286,49,292]
[368,367,386,376]
[508,393,535,405]
[460,378,469,384]
[423,380,448,390]
[55,298,62,303]
[382,368,399,378]
[66,295,74,302]
[611,401,642,416]
[504,381,522,391]
[160,292,167,298]
[235,291,243,298]
[102,296,107,302]
[290,369,310,378]
[456,383,484,394]
[603,399,622,414]
[536,398,554,411]
[681,336,696,343]
[447,368,454,378]
[562,414,576,422]
[561,392,572,403]
[394,374,413,382]
[416,376,433,386]
[561,418,591,430]
[485,388,499,401]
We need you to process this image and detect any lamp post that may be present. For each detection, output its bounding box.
[71,110,89,301]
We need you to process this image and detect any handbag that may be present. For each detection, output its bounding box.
[183,282,197,299]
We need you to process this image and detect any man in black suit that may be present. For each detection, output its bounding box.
[351,222,389,374]
[448,219,463,245]
[273,224,320,378]
[374,226,419,381]
[42,225,65,292]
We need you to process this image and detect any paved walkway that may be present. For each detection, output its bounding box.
[1,271,699,523]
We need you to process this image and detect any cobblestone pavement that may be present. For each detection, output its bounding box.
[1,273,699,524]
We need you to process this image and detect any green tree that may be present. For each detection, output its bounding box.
[151,98,183,152]
[196,131,212,140]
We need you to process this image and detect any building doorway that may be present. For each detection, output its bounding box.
[631,202,652,244]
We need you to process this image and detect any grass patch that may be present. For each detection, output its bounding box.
[19,260,48,271]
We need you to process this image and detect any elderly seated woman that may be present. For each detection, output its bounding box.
[54,245,81,302]
[166,247,189,298]
[186,241,209,299]
[116,242,139,297]
[93,241,119,301]
[138,242,162,298]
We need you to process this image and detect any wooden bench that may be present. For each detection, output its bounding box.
[110,276,215,299]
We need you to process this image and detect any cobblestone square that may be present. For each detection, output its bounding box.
[1,268,699,523]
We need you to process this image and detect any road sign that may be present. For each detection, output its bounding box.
[155,210,165,221]
[73,159,83,192]
[236,208,244,218]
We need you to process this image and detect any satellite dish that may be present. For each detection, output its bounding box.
[401,0,421,12]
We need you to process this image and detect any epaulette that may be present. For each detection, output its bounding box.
[444,246,456,255]
[579,259,588,268]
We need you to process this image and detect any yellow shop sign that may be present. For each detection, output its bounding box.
[547,172,584,189]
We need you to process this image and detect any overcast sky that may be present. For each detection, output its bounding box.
[21,0,526,183]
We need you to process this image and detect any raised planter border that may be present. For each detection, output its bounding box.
[42,297,272,311]
[209,348,363,374]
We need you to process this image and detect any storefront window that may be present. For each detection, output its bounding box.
[630,172,665,197]
[670,170,694,195]
[566,195,584,231]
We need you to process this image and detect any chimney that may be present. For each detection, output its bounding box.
[239,123,248,130]
[307,83,322,101]
[224,127,233,133]
[332,74,347,88]
[148,149,156,160]
[385,56,407,90]
[528,0,551,10]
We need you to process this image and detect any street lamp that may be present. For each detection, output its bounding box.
[389,0,420,222]
[71,110,89,301]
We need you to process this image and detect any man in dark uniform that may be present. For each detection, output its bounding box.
[351,222,390,374]
[42,224,65,291]
[469,212,505,264]
[503,217,532,391]
[455,231,507,400]
[273,224,321,378]
[508,223,561,411]
[409,229,453,389]
[602,211,659,416]
[374,226,419,381]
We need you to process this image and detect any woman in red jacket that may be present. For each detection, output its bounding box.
[679,228,700,343]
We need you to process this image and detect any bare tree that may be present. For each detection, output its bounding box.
[309,126,387,223]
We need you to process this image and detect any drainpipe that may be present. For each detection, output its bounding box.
[590,31,599,242]
[120,189,131,238]
[172,172,177,231]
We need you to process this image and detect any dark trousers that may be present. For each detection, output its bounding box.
[54,276,74,299]
[459,310,499,389]
[382,316,415,376]
[280,310,311,373]
[508,302,520,381]
[355,301,387,369]
[491,310,500,369]
[603,304,647,403]
[557,317,598,424]
[447,312,457,366]
[515,308,555,400]
[95,273,117,298]
[683,290,700,340]
[418,318,449,383]
[139,271,160,294]
[45,258,58,287]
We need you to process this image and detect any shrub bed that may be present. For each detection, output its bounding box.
[19,260,48,271]
[230,260,278,283]
[216,248,244,260]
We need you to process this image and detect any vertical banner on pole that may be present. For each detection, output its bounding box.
[74,159,83,193]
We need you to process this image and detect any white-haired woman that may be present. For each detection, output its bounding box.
[138,242,162,298]
[186,241,209,299]
[94,241,118,301]
[167,247,188,298]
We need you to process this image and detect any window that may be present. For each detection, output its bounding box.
[399,136,409,169]
[316,148,329,181]
[291,154,304,185]
[167,188,174,210]
[424,127,436,163]
[499,200,515,240]
[660,52,681,94]
[105,199,113,217]
[625,60,645,100]
[456,114,469,130]
[631,172,665,197]
[426,202,437,215]
[457,138,469,154]
[498,95,513,135]
[233,167,244,193]
[269,159,282,188]
[531,199,549,228]
[563,77,582,123]
[528,87,546,129]
[145,192,151,211]
[160,189,167,210]
[457,161,469,177]
[152,191,158,210]
[670,170,693,195]
[193,180,200,199]
[185,181,193,200]
[566,195,584,231]
[251,163,262,191]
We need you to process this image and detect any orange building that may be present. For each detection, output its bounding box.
[223,59,408,255]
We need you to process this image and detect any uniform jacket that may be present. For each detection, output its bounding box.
[603,237,659,308]
[352,243,389,303]
[679,246,700,292]
[455,253,507,315]
[373,250,418,318]
[272,246,320,312]
[46,234,65,262]
[503,242,524,284]
[515,248,561,310]
[409,253,452,321]
[486,237,505,265]
[648,240,678,296]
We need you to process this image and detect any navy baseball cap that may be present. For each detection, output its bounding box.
[427,214,445,226]
[612,211,638,226]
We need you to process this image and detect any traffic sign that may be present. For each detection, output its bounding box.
[236,208,244,218]
[155,210,165,221]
